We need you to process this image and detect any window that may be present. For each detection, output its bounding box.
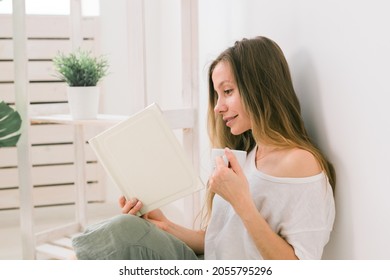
[0,0,99,16]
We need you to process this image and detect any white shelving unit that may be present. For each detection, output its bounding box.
[14,0,199,259]
[29,114,125,259]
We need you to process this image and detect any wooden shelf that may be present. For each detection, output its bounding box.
[30,109,196,129]
[30,114,128,125]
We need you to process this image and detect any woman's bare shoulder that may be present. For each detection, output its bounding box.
[278,148,322,178]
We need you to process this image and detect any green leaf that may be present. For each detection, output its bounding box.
[0,101,22,147]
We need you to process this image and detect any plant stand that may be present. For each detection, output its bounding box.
[29,114,127,259]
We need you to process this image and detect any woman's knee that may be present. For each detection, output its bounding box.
[104,214,153,242]
[72,214,154,259]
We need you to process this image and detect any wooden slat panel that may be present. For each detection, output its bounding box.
[30,144,97,164]
[84,125,108,139]
[36,223,81,244]
[0,60,104,83]
[28,61,58,82]
[0,39,95,60]
[33,182,104,205]
[0,144,97,167]
[36,243,75,260]
[30,124,74,144]
[29,83,68,103]
[0,83,67,104]
[0,147,15,167]
[85,145,98,162]
[30,124,106,144]
[31,125,102,149]
[28,40,70,60]
[25,16,71,38]
[0,39,12,59]
[0,163,99,188]
[0,15,98,38]
[0,183,103,209]
[1,102,70,117]
[0,61,59,82]
[0,188,19,209]
[0,15,12,38]
[0,61,13,82]
[0,13,105,212]
[31,145,76,165]
[51,238,73,250]
[29,103,70,117]
[0,168,17,188]
[0,83,14,103]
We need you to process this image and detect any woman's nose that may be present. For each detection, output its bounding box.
[214,98,227,114]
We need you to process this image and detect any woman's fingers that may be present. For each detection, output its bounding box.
[118,196,126,208]
[128,200,143,215]
[121,197,142,215]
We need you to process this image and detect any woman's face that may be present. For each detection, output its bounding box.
[212,61,251,135]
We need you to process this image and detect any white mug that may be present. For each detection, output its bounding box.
[211,148,247,168]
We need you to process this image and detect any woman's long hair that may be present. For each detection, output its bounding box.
[202,36,335,227]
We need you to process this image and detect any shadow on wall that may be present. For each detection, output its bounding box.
[289,49,325,146]
[289,49,355,259]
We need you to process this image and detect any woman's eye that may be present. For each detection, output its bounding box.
[224,89,233,95]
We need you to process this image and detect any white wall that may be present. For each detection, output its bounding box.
[99,0,183,114]
[100,0,390,259]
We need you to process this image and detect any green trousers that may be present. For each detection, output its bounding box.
[72,214,199,260]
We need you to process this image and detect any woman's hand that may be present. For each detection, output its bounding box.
[208,148,252,214]
[119,196,143,215]
[118,196,169,231]
[142,209,170,231]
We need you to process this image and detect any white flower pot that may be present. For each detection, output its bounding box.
[67,86,100,120]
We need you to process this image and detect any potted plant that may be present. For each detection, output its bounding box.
[53,49,109,119]
[0,101,22,147]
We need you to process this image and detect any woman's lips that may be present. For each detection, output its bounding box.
[224,115,238,127]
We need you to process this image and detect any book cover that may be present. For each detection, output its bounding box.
[88,103,204,215]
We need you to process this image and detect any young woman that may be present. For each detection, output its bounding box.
[72,36,335,260]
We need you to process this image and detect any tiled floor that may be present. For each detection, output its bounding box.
[0,202,119,260]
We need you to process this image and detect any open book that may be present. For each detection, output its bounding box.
[88,103,204,215]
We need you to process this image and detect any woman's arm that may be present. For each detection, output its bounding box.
[208,149,298,260]
[160,217,205,255]
[233,193,298,259]
[120,196,205,255]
